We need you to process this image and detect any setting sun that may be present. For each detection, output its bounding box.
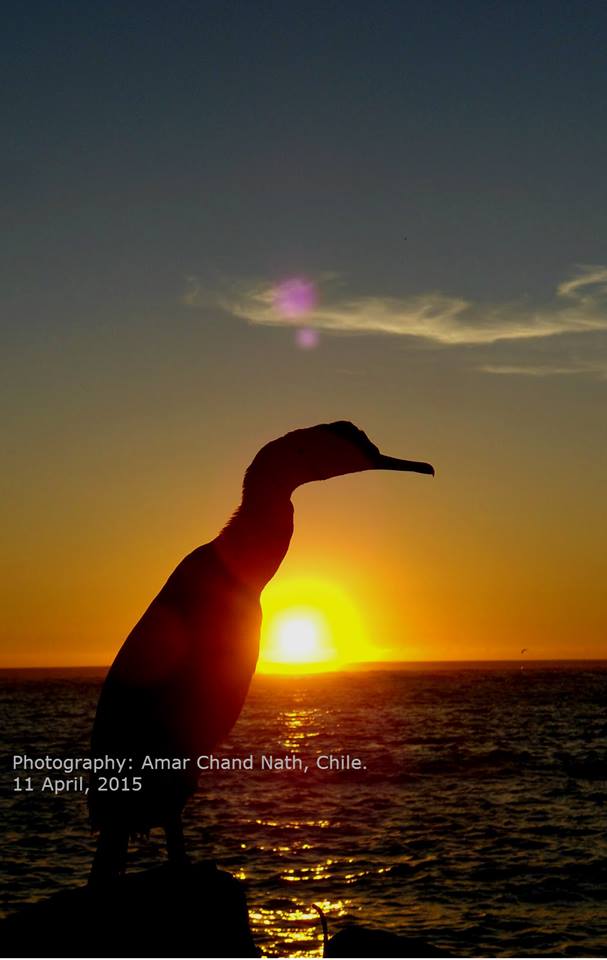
[275,615,322,661]
[264,608,334,669]
[258,575,375,673]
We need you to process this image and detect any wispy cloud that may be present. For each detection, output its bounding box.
[183,266,607,348]
[480,359,607,379]
[183,267,607,379]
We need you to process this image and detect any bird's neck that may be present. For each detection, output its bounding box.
[214,490,294,593]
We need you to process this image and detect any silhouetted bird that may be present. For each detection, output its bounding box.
[89,421,434,880]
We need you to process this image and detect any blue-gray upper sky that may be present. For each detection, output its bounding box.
[3,1,607,664]
[4,0,607,309]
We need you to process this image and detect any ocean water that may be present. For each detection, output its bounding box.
[1,665,607,957]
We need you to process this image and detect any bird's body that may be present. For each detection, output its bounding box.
[89,422,433,880]
[90,545,263,833]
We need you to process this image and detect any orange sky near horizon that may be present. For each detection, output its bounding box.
[3,384,606,668]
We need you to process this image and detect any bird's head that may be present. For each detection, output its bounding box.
[243,421,434,498]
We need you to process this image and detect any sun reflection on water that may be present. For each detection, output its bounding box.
[249,898,349,958]
[279,707,321,751]
[253,818,333,830]
[245,704,352,954]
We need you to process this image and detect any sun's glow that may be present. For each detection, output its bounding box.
[259,575,370,673]
[266,608,332,667]
[275,615,321,661]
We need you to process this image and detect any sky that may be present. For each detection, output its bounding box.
[2,0,606,666]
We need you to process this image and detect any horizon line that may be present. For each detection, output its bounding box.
[2,657,606,673]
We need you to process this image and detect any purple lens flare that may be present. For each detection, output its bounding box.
[273,277,317,319]
[295,327,320,349]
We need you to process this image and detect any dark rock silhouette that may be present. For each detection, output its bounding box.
[1,871,453,959]
[1,863,259,957]
[325,924,450,957]
[89,421,434,878]
[314,903,449,957]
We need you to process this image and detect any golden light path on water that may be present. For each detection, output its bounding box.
[234,698,402,956]
[248,901,347,959]
[280,708,320,752]
[238,701,351,956]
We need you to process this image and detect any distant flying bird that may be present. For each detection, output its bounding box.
[521,648,527,654]
[88,421,434,881]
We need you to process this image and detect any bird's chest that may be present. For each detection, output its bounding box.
[192,581,261,659]
[172,586,261,740]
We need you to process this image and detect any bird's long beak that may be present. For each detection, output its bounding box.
[374,453,435,476]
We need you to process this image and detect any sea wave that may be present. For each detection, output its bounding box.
[1,667,607,956]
